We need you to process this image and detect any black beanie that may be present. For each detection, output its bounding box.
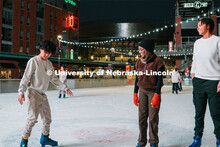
[138,39,155,53]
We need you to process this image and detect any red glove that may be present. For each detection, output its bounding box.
[133,93,139,107]
[151,93,160,108]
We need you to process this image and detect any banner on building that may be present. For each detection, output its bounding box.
[169,41,173,52]
[126,65,132,79]
[183,1,208,9]
[108,64,112,70]
[70,49,74,60]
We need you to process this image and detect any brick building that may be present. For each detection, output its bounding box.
[0,0,79,79]
[173,0,220,71]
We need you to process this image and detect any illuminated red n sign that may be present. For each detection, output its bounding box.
[69,15,74,27]
[64,14,76,30]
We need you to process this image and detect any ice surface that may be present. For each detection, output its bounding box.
[0,86,216,147]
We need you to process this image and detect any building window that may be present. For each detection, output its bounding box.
[20,15,23,24]
[55,25,57,32]
[27,2,30,11]
[2,10,13,25]
[37,6,44,18]
[26,47,29,54]
[27,17,30,25]
[19,45,23,53]
[21,0,24,8]
[26,32,29,40]
[50,24,52,31]
[54,0,58,6]
[36,34,44,44]
[37,20,44,32]
[50,10,53,17]
[1,44,12,52]
[37,0,44,4]
[20,30,23,39]
[3,0,13,9]
[55,12,57,19]
[2,28,12,41]
[47,0,57,6]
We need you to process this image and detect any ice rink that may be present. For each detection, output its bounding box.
[0,85,217,147]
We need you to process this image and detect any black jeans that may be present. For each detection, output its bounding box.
[179,82,182,91]
[172,83,178,93]
[193,77,220,139]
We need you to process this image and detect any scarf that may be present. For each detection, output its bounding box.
[140,51,155,64]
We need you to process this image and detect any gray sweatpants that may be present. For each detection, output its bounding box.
[138,88,161,146]
[23,89,52,138]
[59,88,66,95]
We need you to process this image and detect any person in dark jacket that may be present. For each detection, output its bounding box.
[133,39,165,147]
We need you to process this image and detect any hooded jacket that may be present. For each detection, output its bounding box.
[135,53,165,91]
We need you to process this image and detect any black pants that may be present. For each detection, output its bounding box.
[172,83,178,93]
[193,77,220,139]
[179,82,182,91]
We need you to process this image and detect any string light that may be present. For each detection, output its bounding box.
[59,7,220,46]
[79,45,139,56]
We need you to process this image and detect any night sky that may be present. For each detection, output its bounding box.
[79,0,220,25]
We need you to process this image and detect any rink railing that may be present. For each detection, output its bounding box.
[0,79,135,93]
[0,78,192,93]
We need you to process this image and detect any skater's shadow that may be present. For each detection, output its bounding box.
[64,94,105,99]
[163,145,185,147]
[59,143,87,147]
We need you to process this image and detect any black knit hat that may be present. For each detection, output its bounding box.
[138,39,155,53]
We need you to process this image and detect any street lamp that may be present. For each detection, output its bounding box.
[91,55,94,60]
[110,48,115,52]
[57,35,63,68]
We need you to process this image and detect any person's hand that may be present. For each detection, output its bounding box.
[18,94,25,105]
[66,89,73,96]
[151,93,160,108]
[217,82,220,93]
[133,93,139,107]
[191,73,195,79]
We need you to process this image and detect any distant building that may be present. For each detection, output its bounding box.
[174,0,219,46]
[170,0,220,71]
[0,0,79,78]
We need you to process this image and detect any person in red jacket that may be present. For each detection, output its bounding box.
[133,39,165,147]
